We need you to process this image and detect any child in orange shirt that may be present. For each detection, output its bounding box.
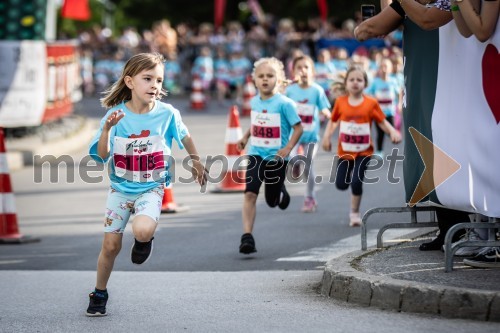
[321,66,401,227]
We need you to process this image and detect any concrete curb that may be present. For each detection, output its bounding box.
[320,248,500,322]
[5,116,96,171]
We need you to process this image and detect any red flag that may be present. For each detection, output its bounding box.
[214,0,226,29]
[317,0,328,22]
[61,0,91,21]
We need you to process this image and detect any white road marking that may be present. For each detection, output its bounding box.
[276,229,418,262]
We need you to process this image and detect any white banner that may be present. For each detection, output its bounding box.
[0,41,47,127]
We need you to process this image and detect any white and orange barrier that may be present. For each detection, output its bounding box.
[190,75,205,110]
[0,128,39,244]
[212,105,246,193]
[160,184,189,214]
[241,75,256,117]
[0,40,81,128]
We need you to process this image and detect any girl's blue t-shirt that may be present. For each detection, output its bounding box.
[285,82,331,143]
[89,101,188,194]
[229,57,252,85]
[192,56,214,81]
[247,93,301,160]
[314,62,336,91]
[366,77,400,117]
[214,58,231,82]
[164,61,181,81]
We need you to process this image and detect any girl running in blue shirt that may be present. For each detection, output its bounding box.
[86,52,206,317]
[286,55,331,212]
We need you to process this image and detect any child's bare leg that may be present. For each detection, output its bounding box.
[132,215,157,242]
[242,191,258,234]
[217,82,227,103]
[96,232,123,290]
[351,194,362,213]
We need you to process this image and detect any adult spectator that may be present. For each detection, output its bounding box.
[152,19,177,56]
[451,0,499,42]
[355,1,470,251]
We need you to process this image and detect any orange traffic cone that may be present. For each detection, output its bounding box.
[241,75,256,117]
[0,128,39,244]
[190,74,205,110]
[161,184,189,214]
[212,105,246,193]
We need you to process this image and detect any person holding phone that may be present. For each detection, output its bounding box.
[361,4,377,20]
[354,1,470,252]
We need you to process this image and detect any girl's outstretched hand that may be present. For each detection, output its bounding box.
[236,137,247,152]
[390,129,402,144]
[191,160,207,186]
[276,146,292,159]
[322,137,332,152]
[104,109,125,130]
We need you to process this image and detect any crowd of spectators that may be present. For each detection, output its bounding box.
[75,14,404,101]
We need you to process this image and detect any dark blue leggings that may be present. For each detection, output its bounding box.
[335,156,371,196]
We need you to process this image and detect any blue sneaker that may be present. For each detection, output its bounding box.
[86,290,108,317]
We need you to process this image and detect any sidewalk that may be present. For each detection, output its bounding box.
[5,114,97,171]
[321,231,500,322]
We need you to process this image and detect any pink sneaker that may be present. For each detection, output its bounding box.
[349,212,361,227]
[301,197,317,213]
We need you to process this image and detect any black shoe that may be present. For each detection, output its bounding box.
[239,233,257,254]
[463,247,500,268]
[419,237,443,251]
[131,237,154,264]
[86,290,108,317]
[278,186,290,210]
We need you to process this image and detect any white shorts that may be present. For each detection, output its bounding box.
[103,185,164,233]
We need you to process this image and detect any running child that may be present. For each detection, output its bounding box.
[321,66,401,227]
[236,57,303,254]
[285,55,331,212]
[365,57,401,157]
[86,52,206,316]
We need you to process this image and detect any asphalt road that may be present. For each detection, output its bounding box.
[3,96,498,332]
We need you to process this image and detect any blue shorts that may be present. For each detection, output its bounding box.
[104,185,164,233]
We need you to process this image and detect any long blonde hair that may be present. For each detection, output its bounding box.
[100,52,166,108]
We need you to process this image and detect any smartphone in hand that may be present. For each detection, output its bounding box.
[361,4,376,21]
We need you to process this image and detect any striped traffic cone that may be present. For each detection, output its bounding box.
[190,75,205,110]
[160,184,189,214]
[0,128,39,244]
[212,105,246,193]
[241,75,256,117]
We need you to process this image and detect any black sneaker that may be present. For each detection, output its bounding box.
[278,185,290,210]
[131,237,154,265]
[86,290,108,317]
[419,237,443,251]
[239,233,257,254]
[463,247,500,268]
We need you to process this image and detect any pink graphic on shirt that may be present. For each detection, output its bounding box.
[128,130,151,138]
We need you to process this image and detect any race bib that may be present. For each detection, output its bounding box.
[250,111,281,148]
[297,103,315,132]
[375,88,394,108]
[113,135,167,182]
[339,121,370,152]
